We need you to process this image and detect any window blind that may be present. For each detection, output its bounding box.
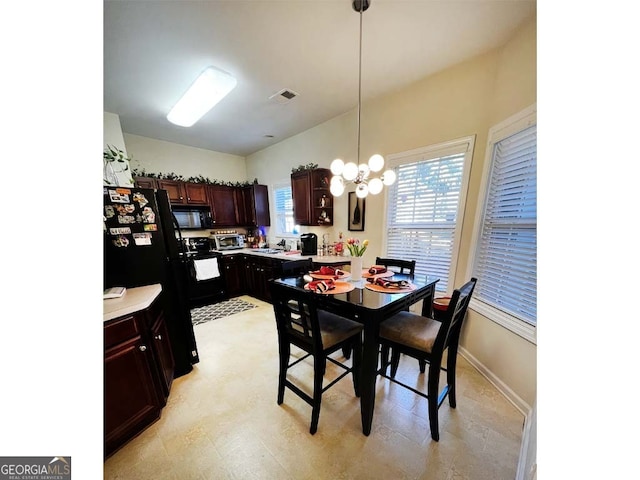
[473,124,537,325]
[386,153,465,292]
[274,185,294,234]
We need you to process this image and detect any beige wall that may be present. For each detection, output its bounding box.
[123,133,248,183]
[247,16,537,409]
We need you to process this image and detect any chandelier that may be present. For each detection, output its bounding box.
[329,0,396,199]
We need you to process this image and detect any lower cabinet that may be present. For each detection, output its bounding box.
[104,295,174,458]
[221,254,246,297]
[244,255,281,302]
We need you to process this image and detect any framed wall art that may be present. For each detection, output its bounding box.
[348,192,365,231]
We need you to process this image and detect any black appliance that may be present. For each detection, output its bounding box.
[300,233,318,255]
[103,187,199,377]
[182,237,226,308]
[173,206,213,229]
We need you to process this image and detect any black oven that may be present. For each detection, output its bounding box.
[185,250,226,308]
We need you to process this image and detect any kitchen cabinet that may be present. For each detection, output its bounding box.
[220,254,246,297]
[291,168,333,226]
[237,184,271,227]
[133,176,158,189]
[104,294,174,458]
[208,185,238,226]
[244,255,282,302]
[157,180,208,206]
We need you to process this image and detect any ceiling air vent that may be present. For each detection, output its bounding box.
[269,89,299,104]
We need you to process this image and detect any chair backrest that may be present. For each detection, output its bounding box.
[431,277,477,356]
[281,258,314,278]
[375,257,416,276]
[269,280,323,354]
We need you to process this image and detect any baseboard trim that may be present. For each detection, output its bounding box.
[458,346,531,415]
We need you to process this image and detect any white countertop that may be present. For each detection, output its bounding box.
[103,283,162,322]
[220,248,350,264]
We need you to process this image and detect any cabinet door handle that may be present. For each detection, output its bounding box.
[139,345,147,352]
[155,334,162,341]
[187,197,191,201]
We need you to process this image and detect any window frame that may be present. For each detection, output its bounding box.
[382,135,475,294]
[467,104,537,344]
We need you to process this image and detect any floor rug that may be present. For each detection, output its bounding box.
[191,298,258,326]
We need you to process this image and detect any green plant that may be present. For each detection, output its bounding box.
[104,145,132,185]
[346,238,369,257]
[291,163,318,173]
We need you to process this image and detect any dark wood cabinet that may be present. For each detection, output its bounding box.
[133,176,158,189]
[237,185,271,227]
[104,295,174,458]
[244,255,282,302]
[221,254,246,297]
[291,168,333,226]
[208,185,238,226]
[157,180,208,206]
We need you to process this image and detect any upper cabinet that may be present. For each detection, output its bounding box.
[133,176,271,228]
[156,180,208,206]
[237,184,271,227]
[291,168,333,226]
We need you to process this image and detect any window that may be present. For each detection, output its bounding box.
[273,184,295,235]
[470,105,536,343]
[385,137,474,293]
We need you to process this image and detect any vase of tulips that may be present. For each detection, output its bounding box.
[347,238,368,281]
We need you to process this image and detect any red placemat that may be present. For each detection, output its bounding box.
[304,281,355,295]
[361,270,394,279]
[364,282,417,294]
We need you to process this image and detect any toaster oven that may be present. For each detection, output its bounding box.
[213,234,245,250]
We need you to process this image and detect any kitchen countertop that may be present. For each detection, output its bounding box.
[103,283,162,322]
[219,248,350,264]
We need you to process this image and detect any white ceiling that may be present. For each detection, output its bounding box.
[104,0,536,157]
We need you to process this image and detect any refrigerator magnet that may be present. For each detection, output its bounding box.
[117,215,136,224]
[133,192,149,207]
[143,224,158,232]
[133,233,152,246]
[142,207,156,223]
[108,189,130,203]
[112,235,130,248]
[104,205,115,218]
[109,227,131,235]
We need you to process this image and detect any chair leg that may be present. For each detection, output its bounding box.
[390,348,401,378]
[380,344,390,374]
[418,359,427,373]
[277,340,290,405]
[427,357,442,441]
[310,354,324,434]
[446,347,459,408]
[342,345,352,359]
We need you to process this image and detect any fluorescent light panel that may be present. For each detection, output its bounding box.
[167,66,237,127]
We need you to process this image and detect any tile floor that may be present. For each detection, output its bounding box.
[104,295,524,480]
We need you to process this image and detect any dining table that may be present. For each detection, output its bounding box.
[271,271,439,435]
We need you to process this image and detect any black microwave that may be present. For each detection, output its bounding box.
[173,207,213,229]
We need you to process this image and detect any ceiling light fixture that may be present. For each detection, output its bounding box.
[167,66,237,127]
[330,0,396,199]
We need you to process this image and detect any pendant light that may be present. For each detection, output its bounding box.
[330,0,396,198]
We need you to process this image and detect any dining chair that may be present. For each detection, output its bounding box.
[374,257,416,276]
[281,258,314,278]
[377,277,477,441]
[269,280,363,434]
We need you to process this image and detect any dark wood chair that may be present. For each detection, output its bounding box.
[281,258,314,278]
[374,257,416,276]
[269,280,363,434]
[377,277,477,441]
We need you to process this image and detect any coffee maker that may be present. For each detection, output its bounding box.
[300,233,318,256]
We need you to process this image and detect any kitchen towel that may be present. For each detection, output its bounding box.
[194,258,220,281]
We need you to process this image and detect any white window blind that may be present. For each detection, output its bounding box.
[274,185,294,235]
[386,151,467,293]
[472,123,537,327]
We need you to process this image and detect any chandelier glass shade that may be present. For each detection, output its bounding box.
[329,0,395,198]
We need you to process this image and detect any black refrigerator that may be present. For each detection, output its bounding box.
[103,186,199,377]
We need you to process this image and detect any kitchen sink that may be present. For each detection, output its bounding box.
[254,248,283,254]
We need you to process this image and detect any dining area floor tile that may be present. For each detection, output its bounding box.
[104,295,524,480]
